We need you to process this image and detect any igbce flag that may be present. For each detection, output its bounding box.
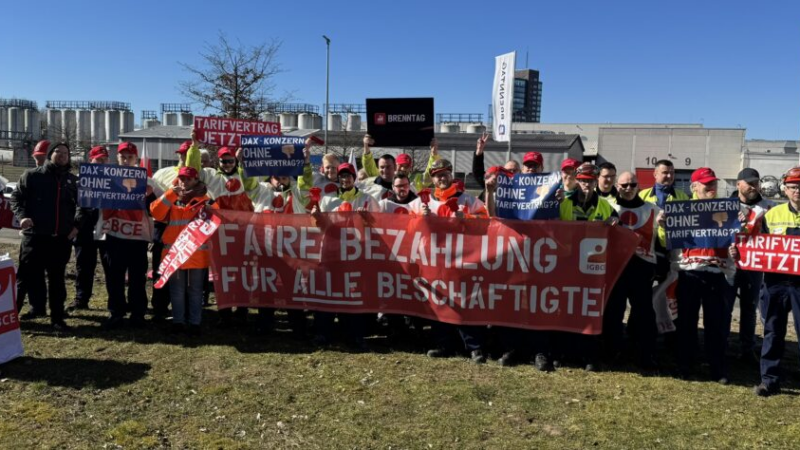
[193,116,281,147]
[240,135,306,177]
[78,163,147,210]
[492,51,516,143]
[664,199,741,249]
[494,172,561,220]
[366,98,434,147]
[208,210,639,334]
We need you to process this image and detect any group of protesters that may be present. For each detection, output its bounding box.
[6,130,800,397]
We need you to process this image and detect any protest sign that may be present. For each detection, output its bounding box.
[78,163,147,210]
[193,116,281,147]
[735,233,800,275]
[494,172,561,220]
[664,198,740,250]
[240,135,306,177]
[208,210,639,334]
[0,257,22,364]
[155,207,221,289]
[366,98,434,147]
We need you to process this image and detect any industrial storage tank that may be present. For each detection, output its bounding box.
[105,110,120,142]
[440,123,461,133]
[328,114,342,131]
[0,109,6,146]
[279,113,298,130]
[62,110,76,140]
[346,114,361,132]
[467,124,486,134]
[24,109,40,139]
[298,113,314,130]
[178,113,193,127]
[312,114,323,129]
[260,112,278,123]
[91,110,105,143]
[77,110,91,142]
[163,112,178,126]
[122,111,135,134]
[143,119,161,129]
[46,109,62,139]
[7,107,21,135]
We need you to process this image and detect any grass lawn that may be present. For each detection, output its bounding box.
[1,242,800,449]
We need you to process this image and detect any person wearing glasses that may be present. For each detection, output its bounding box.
[754,167,800,396]
[605,171,664,370]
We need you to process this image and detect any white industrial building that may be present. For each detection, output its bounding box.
[0,98,40,148]
[44,101,134,145]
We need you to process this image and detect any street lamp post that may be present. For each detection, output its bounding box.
[323,35,331,153]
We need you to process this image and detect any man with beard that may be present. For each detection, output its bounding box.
[733,168,774,363]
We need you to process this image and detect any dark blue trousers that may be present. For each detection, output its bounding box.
[759,284,800,389]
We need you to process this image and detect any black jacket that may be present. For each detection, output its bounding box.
[11,162,84,237]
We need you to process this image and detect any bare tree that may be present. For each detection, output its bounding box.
[179,33,285,119]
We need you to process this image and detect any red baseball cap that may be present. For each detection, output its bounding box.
[691,167,718,184]
[117,142,138,156]
[523,152,543,166]
[89,146,109,160]
[217,147,235,159]
[177,140,192,154]
[561,158,581,171]
[33,140,50,156]
[396,153,412,166]
[178,166,199,179]
[337,162,356,177]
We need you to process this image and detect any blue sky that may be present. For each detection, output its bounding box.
[2,0,798,139]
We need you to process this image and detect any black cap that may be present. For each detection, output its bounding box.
[737,168,760,183]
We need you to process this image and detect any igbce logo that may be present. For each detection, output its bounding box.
[374,113,387,125]
[579,238,607,275]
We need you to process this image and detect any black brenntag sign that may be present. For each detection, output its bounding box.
[366,98,434,147]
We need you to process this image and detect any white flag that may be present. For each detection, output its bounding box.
[349,148,357,167]
[492,51,516,143]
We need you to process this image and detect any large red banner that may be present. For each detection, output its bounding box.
[193,116,281,147]
[209,210,639,334]
[736,233,800,275]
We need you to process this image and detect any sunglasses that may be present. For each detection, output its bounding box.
[220,159,236,164]
[619,183,638,188]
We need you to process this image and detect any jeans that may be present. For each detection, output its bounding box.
[676,270,734,378]
[734,269,764,354]
[169,268,207,325]
[760,283,800,388]
[18,234,72,322]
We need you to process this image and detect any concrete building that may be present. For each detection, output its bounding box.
[597,127,746,195]
[742,139,800,183]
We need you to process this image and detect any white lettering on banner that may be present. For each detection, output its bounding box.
[154,210,220,289]
[736,234,800,273]
[386,114,426,123]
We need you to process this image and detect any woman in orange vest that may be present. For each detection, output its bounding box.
[150,166,214,334]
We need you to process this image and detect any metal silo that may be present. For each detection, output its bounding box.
[25,108,40,139]
[346,114,361,132]
[279,113,298,131]
[143,119,161,129]
[260,112,277,123]
[76,110,91,142]
[46,109,61,140]
[467,124,486,134]
[163,112,178,126]
[105,110,120,142]
[178,113,193,127]
[91,110,105,143]
[440,123,460,133]
[122,111,134,133]
[298,113,314,130]
[313,114,323,129]
[62,109,76,141]
[328,113,342,131]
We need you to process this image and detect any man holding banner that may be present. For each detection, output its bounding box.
[69,145,111,312]
[753,167,800,396]
[95,142,157,329]
[672,167,738,383]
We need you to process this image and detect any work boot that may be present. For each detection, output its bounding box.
[498,351,516,367]
[66,299,89,312]
[470,349,487,364]
[754,383,780,397]
[534,353,553,372]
